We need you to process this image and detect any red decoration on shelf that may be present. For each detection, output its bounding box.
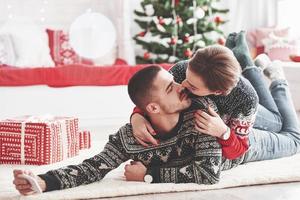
[170,37,177,45]
[290,55,300,62]
[138,31,147,37]
[144,52,150,60]
[218,37,225,45]
[214,16,223,25]
[158,17,165,25]
[184,48,193,58]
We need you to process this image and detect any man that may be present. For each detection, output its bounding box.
[13,66,227,195]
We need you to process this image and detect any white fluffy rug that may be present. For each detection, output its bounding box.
[1,140,300,200]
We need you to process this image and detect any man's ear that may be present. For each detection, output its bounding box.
[145,103,160,114]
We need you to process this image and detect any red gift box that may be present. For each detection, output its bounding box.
[0,116,79,165]
[78,130,91,150]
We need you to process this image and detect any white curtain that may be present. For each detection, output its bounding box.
[114,0,136,65]
[220,0,279,34]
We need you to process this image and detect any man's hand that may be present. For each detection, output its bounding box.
[124,161,147,182]
[13,169,46,195]
[194,107,228,138]
[131,113,158,146]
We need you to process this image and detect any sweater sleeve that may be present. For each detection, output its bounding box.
[39,129,130,192]
[150,135,222,184]
[217,129,249,159]
[218,80,259,160]
[168,60,189,84]
[131,107,144,118]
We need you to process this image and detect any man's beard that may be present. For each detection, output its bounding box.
[160,104,185,114]
[159,90,191,114]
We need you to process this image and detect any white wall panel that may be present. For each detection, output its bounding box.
[0,0,120,29]
[0,0,137,64]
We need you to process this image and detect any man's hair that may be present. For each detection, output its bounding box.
[128,65,162,111]
[188,45,241,95]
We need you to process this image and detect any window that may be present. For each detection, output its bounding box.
[277,0,300,34]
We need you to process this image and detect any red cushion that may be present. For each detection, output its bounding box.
[255,27,290,47]
[46,29,93,66]
[0,64,173,87]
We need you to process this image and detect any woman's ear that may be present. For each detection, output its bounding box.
[145,103,160,114]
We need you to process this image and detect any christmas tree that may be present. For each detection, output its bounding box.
[133,0,229,64]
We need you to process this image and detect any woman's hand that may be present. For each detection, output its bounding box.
[194,107,228,138]
[131,113,158,146]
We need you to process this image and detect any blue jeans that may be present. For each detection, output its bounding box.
[242,66,283,132]
[243,78,300,163]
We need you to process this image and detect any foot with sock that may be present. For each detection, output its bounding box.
[254,54,286,81]
[225,31,254,69]
[225,32,237,50]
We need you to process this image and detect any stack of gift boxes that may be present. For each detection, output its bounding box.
[0,116,91,165]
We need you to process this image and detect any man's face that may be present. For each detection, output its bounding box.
[181,67,217,97]
[152,69,192,114]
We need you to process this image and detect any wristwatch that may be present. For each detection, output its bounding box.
[220,127,230,140]
[144,169,153,183]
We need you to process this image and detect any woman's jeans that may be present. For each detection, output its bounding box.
[243,67,283,132]
[241,67,300,162]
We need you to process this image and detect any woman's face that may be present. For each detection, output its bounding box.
[181,67,221,97]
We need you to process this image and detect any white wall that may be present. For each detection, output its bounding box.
[0,0,136,64]
[0,0,120,30]
[0,0,280,59]
[0,85,135,130]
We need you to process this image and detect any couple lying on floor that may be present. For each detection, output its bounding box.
[13,31,300,195]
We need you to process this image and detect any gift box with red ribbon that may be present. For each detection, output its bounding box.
[0,115,79,165]
[78,130,91,150]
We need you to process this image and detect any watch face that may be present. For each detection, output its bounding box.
[144,174,153,183]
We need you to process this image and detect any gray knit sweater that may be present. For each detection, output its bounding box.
[39,97,242,191]
[169,60,258,159]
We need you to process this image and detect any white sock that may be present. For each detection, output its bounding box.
[254,53,271,70]
[264,60,286,82]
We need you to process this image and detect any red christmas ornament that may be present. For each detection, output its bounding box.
[170,37,177,45]
[218,37,225,45]
[144,52,150,60]
[184,48,193,58]
[158,17,165,25]
[183,34,190,43]
[214,16,223,24]
[138,31,146,37]
[176,16,182,24]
